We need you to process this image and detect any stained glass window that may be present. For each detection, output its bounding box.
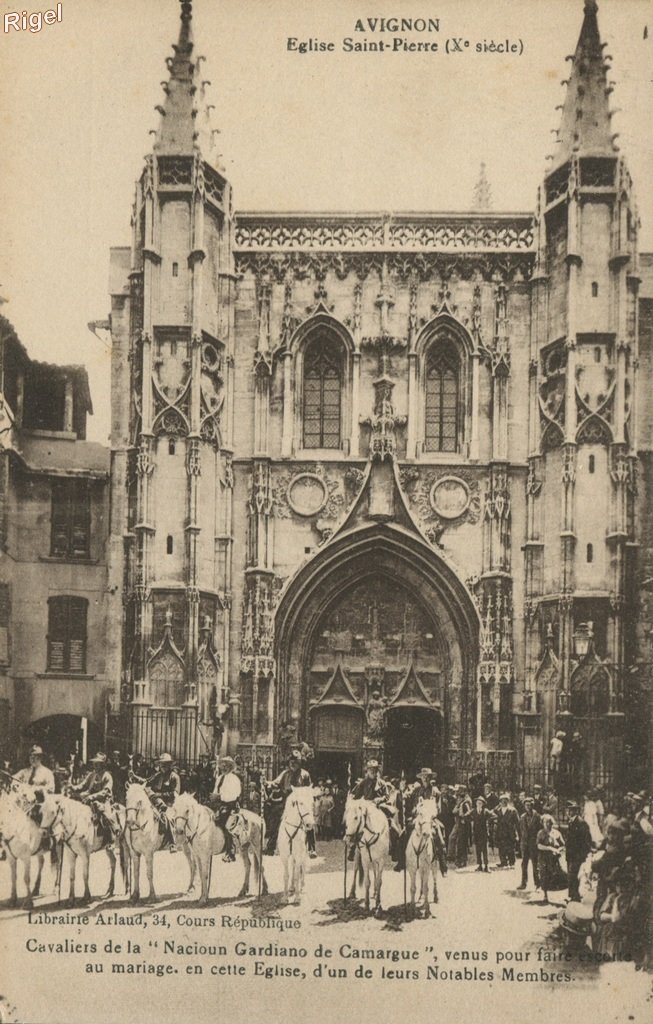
[302,334,342,449]
[425,342,460,452]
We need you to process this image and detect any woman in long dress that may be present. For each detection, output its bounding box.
[536,814,565,903]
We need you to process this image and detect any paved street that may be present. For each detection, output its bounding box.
[0,841,650,1024]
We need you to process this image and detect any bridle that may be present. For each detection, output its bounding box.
[125,800,146,832]
[171,801,199,844]
[47,799,80,846]
[346,803,382,858]
[283,795,313,852]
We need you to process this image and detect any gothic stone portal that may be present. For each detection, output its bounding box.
[306,577,451,778]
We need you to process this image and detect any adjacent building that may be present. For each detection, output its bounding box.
[0,316,110,763]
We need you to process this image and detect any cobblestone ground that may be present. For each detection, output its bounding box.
[0,841,650,1024]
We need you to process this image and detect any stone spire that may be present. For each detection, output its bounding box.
[553,0,617,166]
[153,0,218,162]
[472,162,492,212]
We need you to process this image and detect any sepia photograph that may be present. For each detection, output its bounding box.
[0,0,652,1021]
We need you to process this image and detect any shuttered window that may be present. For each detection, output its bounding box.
[425,344,460,452]
[302,334,342,449]
[51,479,91,558]
[47,596,87,673]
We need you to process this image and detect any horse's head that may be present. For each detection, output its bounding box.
[343,796,366,841]
[286,787,315,831]
[37,794,64,838]
[414,798,439,837]
[168,792,195,840]
[125,783,149,830]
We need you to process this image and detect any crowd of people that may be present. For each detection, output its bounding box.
[1,744,650,968]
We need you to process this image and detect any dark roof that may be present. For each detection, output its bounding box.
[16,435,109,477]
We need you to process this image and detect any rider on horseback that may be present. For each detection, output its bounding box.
[12,745,56,852]
[268,751,317,858]
[210,756,242,863]
[394,767,446,872]
[349,760,400,861]
[145,753,181,850]
[70,752,121,851]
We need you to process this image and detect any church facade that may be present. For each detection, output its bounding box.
[101,0,652,789]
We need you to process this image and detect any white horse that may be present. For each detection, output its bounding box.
[277,787,315,905]
[169,793,267,906]
[124,784,196,904]
[40,793,127,907]
[0,787,53,908]
[344,797,390,917]
[406,798,443,917]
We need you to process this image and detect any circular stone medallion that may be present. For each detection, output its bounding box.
[430,476,470,520]
[287,473,328,517]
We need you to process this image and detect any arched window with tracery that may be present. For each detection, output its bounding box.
[302,333,343,449]
[424,340,460,452]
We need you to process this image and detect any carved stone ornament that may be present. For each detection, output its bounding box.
[430,476,471,520]
[287,473,328,517]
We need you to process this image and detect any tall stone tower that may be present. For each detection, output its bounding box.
[107,0,235,762]
[523,0,639,781]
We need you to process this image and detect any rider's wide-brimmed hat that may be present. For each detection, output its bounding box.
[288,749,302,762]
[417,767,433,777]
[475,795,486,805]
[90,752,107,764]
[29,745,44,756]
[220,756,235,768]
[499,793,510,801]
[524,796,535,804]
[366,759,380,769]
[157,752,174,764]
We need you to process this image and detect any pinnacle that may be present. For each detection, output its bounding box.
[151,0,219,164]
[472,163,492,212]
[550,0,617,168]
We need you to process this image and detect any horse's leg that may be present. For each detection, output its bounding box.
[129,849,141,904]
[421,863,431,918]
[105,847,116,898]
[373,863,383,918]
[349,849,358,899]
[198,855,210,906]
[80,849,91,905]
[282,854,290,903]
[363,863,371,914]
[8,851,18,907]
[22,856,33,910]
[145,851,157,903]
[238,846,250,898]
[183,843,195,894]
[33,852,44,898]
[432,860,439,905]
[65,849,77,908]
[254,831,268,896]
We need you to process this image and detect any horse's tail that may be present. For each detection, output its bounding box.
[356,854,364,887]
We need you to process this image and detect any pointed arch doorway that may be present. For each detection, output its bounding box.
[275,521,480,780]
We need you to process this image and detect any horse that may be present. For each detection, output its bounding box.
[277,787,315,905]
[405,798,443,917]
[343,797,390,917]
[169,792,267,906]
[39,793,127,907]
[0,786,54,908]
[124,783,196,904]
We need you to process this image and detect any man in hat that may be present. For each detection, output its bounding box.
[531,784,545,815]
[494,793,520,867]
[70,752,121,849]
[565,800,592,902]
[210,756,242,862]
[269,749,317,857]
[517,796,542,890]
[393,768,444,872]
[14,745,55,795]
[350,759,399,861]
[145,753,181,848]
[471,795,495,872]
[448,784,473,869]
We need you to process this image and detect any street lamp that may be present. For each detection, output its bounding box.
[573,620,594,659]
